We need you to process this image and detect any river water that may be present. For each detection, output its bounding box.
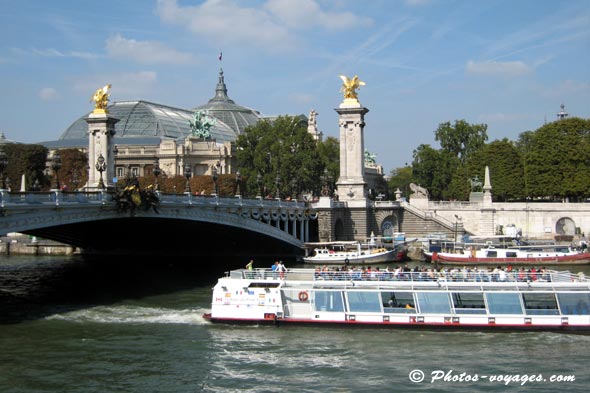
[1,255,589,392]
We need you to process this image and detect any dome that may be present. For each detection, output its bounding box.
[58,100,238,143]
[193,68,262,135]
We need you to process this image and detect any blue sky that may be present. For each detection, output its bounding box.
[1,0,588,173]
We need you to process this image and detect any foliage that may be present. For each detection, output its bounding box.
[235,116,323,198]
[388,165,414,200]
[435,119,488,163]
[519,117,590,200]
[411,144,459,200]
[59,148,88,191]
[1,144,48,190]
[317,136,340,188]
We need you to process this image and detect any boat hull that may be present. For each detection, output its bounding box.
[303,250,397,265]
[204,315,590,333]
[432,252,590,265]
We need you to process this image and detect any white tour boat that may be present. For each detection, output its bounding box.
[302,241,398,265]
[204,267,590,332]
[429,245,590,265]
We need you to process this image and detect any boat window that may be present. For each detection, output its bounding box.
[347,291,382,313]
[486,250,497,257]
[557,293,590,315]
[485,293,523,314]
[381,291,416,313]
[506,252,517,258]
[248,282,281,288]
[313,291,345,313]
[416,292,451,314]
[451,292,487,314]
[522,293,559,315]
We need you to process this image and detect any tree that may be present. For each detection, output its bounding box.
[59,148,88,191]
[236,116,323,198]
[411,144,458,200]
[317,136,339,192]
[521,117,590,200]
[435,119,488,163]
[2,144,48,190]
[388,165,413,200]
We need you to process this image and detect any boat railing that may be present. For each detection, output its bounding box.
[232,268,589,285]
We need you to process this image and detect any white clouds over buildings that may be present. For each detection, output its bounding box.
[466,60,533,77]
[105,34,196,65]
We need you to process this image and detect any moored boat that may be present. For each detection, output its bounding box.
[302,241,401,265]
[204,267,590,332]
[430,245,590,265]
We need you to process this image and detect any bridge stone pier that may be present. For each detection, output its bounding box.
[0,191,315,257]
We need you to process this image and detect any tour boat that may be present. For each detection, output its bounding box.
[203,267,590,332]
[429,245,590,265]
[302,241,400,265]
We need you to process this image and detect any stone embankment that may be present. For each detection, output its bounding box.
[0,235,77,256]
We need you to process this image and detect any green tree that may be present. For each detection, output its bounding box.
[317,136,339,191]
[59,148,88,191]
[2,144,48,190]
[411,144,458,200]
[236,116,323,198]
[435,119,488,163]
[522,117,590,200]
[388,165,413,200]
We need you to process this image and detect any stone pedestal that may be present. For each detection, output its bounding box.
[335,100,369,202]
[85,112,118,190]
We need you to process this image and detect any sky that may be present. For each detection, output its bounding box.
[0,0,589,173]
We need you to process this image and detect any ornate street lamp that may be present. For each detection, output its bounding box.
[291,178,298,200]
[212,166,219,196]
[235,169,242,197]
[184,163,192,193]
[32,178,40,192]
[51,151,62,190]
[0,147,7,190]
[275,174,281,199]
[152,159,161,190]
[95,153,106,190]
[256,173,262,198]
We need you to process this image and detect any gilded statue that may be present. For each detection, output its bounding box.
[90,84,112,113]
[339,75,365,100]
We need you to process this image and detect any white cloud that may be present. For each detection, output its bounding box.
[105,34,196,65]
[73,71,158,99]
[466,60,532,77]
[264,0,372,31]
[30,47,101,59]
[39,87,59,101]
[155,0,372,52]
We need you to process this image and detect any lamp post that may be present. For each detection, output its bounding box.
[256,173,262,198]
[51,151,62,190]
[184,163,192,193]
[275,174,281,199]
[95,154,106,190]
[152,159,161,191]
[212,166,218,196]
[235,169,242,197]
[0,147,7,190]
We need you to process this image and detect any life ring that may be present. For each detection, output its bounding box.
[298,291,309,302]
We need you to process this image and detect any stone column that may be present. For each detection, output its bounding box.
[86,113,118,190]
[335,101,369,205]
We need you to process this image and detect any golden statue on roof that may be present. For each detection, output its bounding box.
[339,75,365,101]
[90,84,112,114]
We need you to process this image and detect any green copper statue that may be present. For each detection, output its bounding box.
[189,110,216,139]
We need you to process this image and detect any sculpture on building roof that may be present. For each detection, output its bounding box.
[189,110,216,139]
[90,84,112,114]
[339,75,365,100]
[364,149,377,166]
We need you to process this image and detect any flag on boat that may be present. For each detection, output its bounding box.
[218,51,222,61]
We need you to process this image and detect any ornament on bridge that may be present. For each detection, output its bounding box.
[189,110,216,139]
[339,75,365,102]
[113,179,159,214]
[90,84,112,114]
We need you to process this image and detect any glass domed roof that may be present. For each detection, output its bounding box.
[59,100,238,143]
[193,68,262,135]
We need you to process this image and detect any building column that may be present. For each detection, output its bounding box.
[86,113,118,190]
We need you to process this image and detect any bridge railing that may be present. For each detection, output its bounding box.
[1,190,307,209]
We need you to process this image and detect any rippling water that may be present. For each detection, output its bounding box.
[1,255,589,392]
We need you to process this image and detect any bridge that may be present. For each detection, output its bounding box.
[0,190,316,257]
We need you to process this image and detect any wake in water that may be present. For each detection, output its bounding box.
[46,305,211,325]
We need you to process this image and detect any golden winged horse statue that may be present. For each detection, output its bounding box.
[90,84,112,113]
[339,75,365,100]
